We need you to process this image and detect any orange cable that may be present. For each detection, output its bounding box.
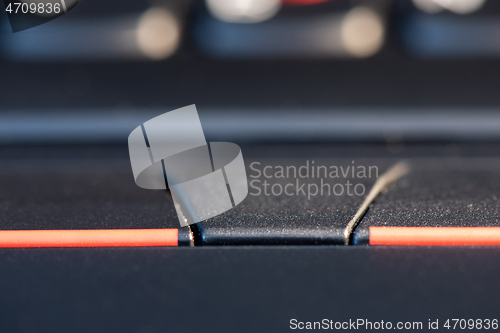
[370,227,500,246]
[0,229,178,248]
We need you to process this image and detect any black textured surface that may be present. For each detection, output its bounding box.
[356,158,500,238]
[0,153,179,230]
[1,246,500,333]
[199,155,386,245]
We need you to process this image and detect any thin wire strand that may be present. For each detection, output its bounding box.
[343,161,410,245]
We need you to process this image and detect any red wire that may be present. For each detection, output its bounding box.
[0,229,178,248]
[370,227,500,246]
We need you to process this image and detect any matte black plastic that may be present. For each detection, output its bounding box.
[0,147,179,231]
[198,155,384,245]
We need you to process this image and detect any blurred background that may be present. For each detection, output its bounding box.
[3,2,500,331]
[1,0,500,145]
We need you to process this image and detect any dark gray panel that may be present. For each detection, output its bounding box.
[0,158,179,230]
[199,157,386,245]
[1,247,500,333]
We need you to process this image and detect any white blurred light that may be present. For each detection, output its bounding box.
[341,7,384,58]
[434,0,486,14]
[136,8,180,60]
[412,0,443,13]
[206,0,281,23]
[412,0,486,14]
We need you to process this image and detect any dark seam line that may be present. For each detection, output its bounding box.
[161,159,199,245]
[189,223,204,246]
